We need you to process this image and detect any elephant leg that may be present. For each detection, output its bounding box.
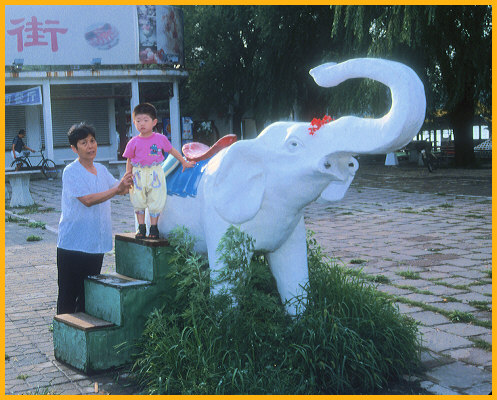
[267,216,309,316]
[204,225,244,299]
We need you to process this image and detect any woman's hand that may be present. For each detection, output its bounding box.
[117,171,133,195]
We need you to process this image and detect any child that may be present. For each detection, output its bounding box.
[123,103,195,239]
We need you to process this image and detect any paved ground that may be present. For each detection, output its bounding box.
[4,162,492,395]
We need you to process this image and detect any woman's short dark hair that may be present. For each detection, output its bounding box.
[67,123,96,147]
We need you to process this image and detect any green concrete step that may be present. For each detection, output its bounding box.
[53,235,177,373]
[115,233,174,282]
[84,273,151,326]
[53,312,131,373]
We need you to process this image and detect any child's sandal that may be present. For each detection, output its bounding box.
[135,224,146,239]
[148,225,160,239]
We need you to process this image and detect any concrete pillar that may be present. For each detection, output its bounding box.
[169,80,181,151]
[25,106,41,153]
[108,98,118,159]
[42,81,54,160]
[130,79,140,137]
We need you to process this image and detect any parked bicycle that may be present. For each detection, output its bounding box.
[420,143,440,173]
[10,149,58,179]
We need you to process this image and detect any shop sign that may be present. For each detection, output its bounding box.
[5,5,184,67]
[6,87,42,106]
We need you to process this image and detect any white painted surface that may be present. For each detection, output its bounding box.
[158,58,426,315]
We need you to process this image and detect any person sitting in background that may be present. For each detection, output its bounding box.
[12,129,35,170]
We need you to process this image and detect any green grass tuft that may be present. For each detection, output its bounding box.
[131,228,421,395]
[6,215,28,223]
[470,338,491,351]
[349,259,367,265]
[28,221,46,229]
[449,310,476,323]
[15,203,55,215]
[371,275,391,284]
[26,235,42,242]
[397,270,421,280]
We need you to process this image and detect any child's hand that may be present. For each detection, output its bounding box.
[182,160,196,172]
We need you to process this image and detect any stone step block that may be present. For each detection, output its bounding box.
[84,273,151,326]
[53,312,131,373]
[114,233,174,282]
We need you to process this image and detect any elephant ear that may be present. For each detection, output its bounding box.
[212,141,265,224]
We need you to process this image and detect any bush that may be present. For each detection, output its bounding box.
[131,227,420,395]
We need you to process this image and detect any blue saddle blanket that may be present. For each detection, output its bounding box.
[166,159,209,197]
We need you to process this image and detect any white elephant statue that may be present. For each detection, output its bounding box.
[159,58,426,315]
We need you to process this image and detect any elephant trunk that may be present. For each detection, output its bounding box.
[309,58,426,154]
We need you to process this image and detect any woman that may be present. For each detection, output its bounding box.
[56,123,133,314]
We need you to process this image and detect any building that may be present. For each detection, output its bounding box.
[5,5,188,168]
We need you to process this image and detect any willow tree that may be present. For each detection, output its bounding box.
[330,5,492,166]
[181,6,337,133]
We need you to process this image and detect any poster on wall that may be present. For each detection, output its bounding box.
[181,116,193,145]
[137,5,184,65]
[163,118,172,142]
[5,5,184,66]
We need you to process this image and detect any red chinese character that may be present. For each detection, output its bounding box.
[7,18,25,51]
[7,16,68,53]
[24,16,49,47]
[44,20,68,52]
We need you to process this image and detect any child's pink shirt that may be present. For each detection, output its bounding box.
[123,132,173,167]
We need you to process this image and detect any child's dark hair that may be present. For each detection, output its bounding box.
[18,129,26,135]
[67,123,96,147]
[133,103,157,120]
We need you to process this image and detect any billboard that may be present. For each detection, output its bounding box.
[5,5,184,66]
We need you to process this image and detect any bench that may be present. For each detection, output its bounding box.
[5,170,38,207]
[108,160,127,179]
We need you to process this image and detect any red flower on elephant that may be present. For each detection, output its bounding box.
[309,115,334,135]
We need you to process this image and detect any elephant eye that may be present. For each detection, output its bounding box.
[286,137,303,152]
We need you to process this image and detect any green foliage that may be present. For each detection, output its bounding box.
[181,6,339,127]
[370,275,391,284]
[28,221,46,229]
[397,270,421,280]
[331,5,491,166]
[471,338,491,352]
[6,215,28,223]
[182,5,490,165]
[132,227,420,395]
[14,203,55,215]
[449,310,476,323]
[24,386,58,395]
[26,235,42,242]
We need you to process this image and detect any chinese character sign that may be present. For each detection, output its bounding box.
[5,5,139,66]
[7,16,68,52]
[6,87,42,106]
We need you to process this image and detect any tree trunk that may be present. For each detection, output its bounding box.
[449,97,475,167]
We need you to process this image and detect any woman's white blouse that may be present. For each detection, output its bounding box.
[57,160,118,254]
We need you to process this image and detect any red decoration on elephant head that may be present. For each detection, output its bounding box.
[309,115,334,135]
